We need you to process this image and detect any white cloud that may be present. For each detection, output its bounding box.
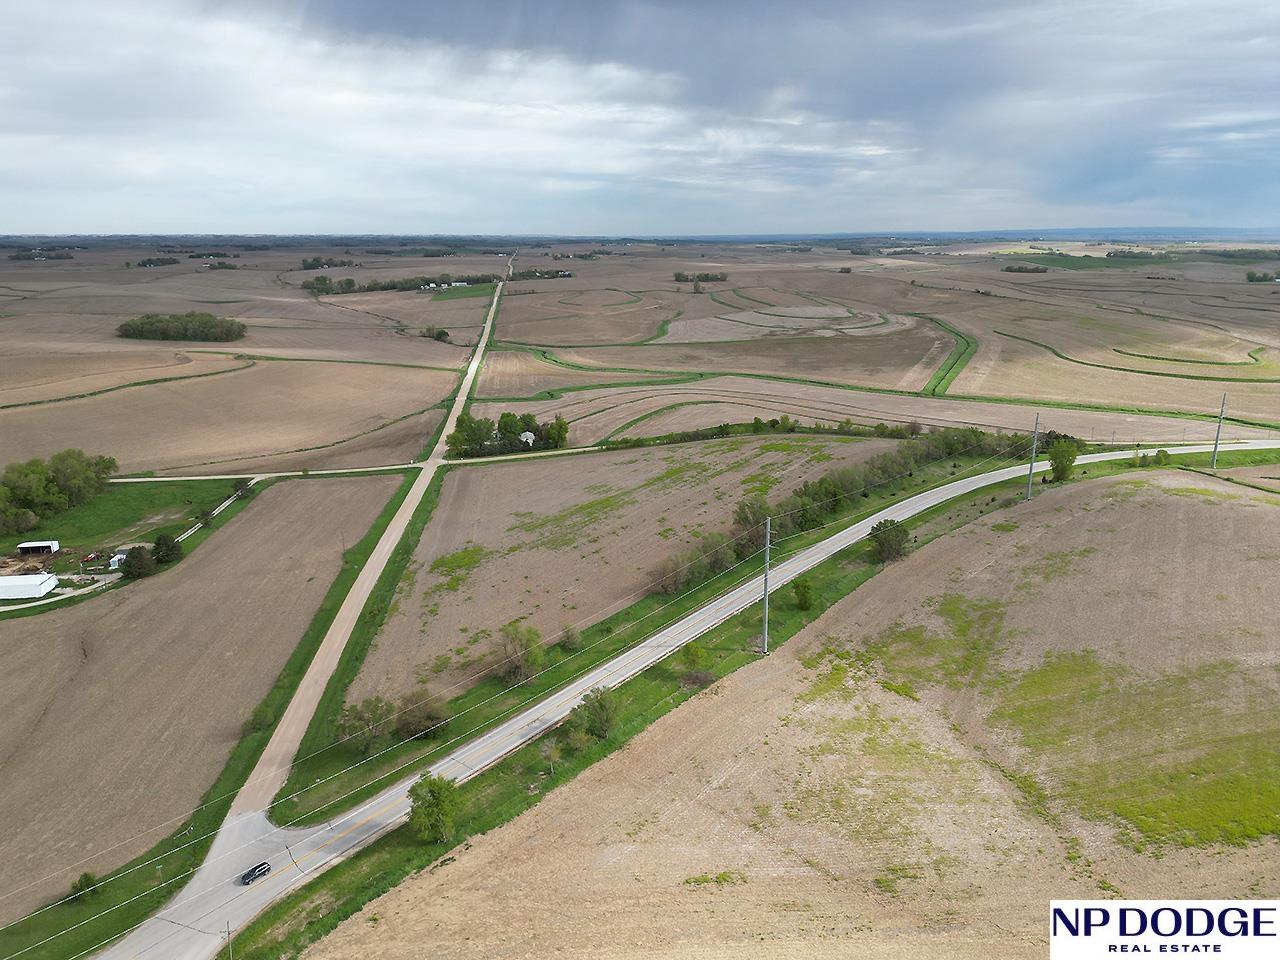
[0,0,1277,232]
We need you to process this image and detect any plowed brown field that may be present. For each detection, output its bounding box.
[0,475,400,921]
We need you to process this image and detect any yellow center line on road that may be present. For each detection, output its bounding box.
[284,795,406,876]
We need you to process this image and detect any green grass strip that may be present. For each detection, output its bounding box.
[0,473,415,960]
[918,315,979,396]
[1112,346,1266,367]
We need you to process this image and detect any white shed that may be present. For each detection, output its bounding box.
[16,540,60,555]
[0,573,58,600]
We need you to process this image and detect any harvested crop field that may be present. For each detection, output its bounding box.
[0,350,247,406]
[0,475,399,921]
[949,328,1280,423]
[557,324,952,391]
[0,359,457,473]
[306,472,1280,960]
[473,349,673,399]
[497,288,686,345]
[469,375,1277,446]
[348,436,896,704]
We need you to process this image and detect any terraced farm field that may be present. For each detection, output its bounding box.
[0,359,457,473]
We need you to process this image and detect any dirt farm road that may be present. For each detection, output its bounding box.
[91,436,1280,960]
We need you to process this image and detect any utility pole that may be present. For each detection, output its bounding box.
[761,516,770,654]
[1025,413,1040,501]
[226,921,233,960]
[1211,393,1227,469]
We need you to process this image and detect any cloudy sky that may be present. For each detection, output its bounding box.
[4,0,1278,234]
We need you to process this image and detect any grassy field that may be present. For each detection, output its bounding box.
[0,479,237,557]
[432,282,496,301]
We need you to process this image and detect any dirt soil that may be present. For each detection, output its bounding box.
[0,360,457,473]
[558,326,952,392]
[348,436,896,704]
[0,475,399,921]
[473,349,671,398]
[305,472,1280,960]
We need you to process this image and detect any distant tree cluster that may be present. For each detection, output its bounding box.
[1199,248,1278,260]
[117,312,247,341]
[653,427,1031,593]
[1003,264,1049,273]
[131,257,180,267]
[1105,249,1171,261]
[418,326,451,342]
[1246,271,1277,283]
[8,250,74,260]
[301,272,500,295]
[509,268,573,280]
[187,251,234,258]
[365,248,456,257]
[0,449,118,535]
[838,266,853,273]
[673,271,728,283]
[446,412,570,458]
[208,262,238,270]
[847,245,879,256]
[301,257,356,270]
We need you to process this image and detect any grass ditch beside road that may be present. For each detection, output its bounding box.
[0,472,416,960]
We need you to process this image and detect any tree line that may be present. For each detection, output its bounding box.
[673,271,728,282]
[446,412,570,458]
[1246,271,1277,283]
[117,312,247,341]
[300,257,355,270]
[0,449,118,535]
[129,257,180,267]
[510,268,573,280]
[1003,264,1048,273]
[8,251,73,260]
[654,426,1033,593]
[301,272,501,295]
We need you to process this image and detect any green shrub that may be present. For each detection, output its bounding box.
[408,775,459,844]
[121,545,156,579]
[152,533,183,564]
[792,577,814,610]
[870,519,909,562]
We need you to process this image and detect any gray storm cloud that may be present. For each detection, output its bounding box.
[2,0,1277,233]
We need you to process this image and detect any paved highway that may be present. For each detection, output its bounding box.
[89,438,1280,960]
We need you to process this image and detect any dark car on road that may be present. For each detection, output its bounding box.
[239,861,271,885]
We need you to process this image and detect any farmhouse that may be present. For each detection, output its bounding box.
[16,540,59,555]
[0,572,57,601]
